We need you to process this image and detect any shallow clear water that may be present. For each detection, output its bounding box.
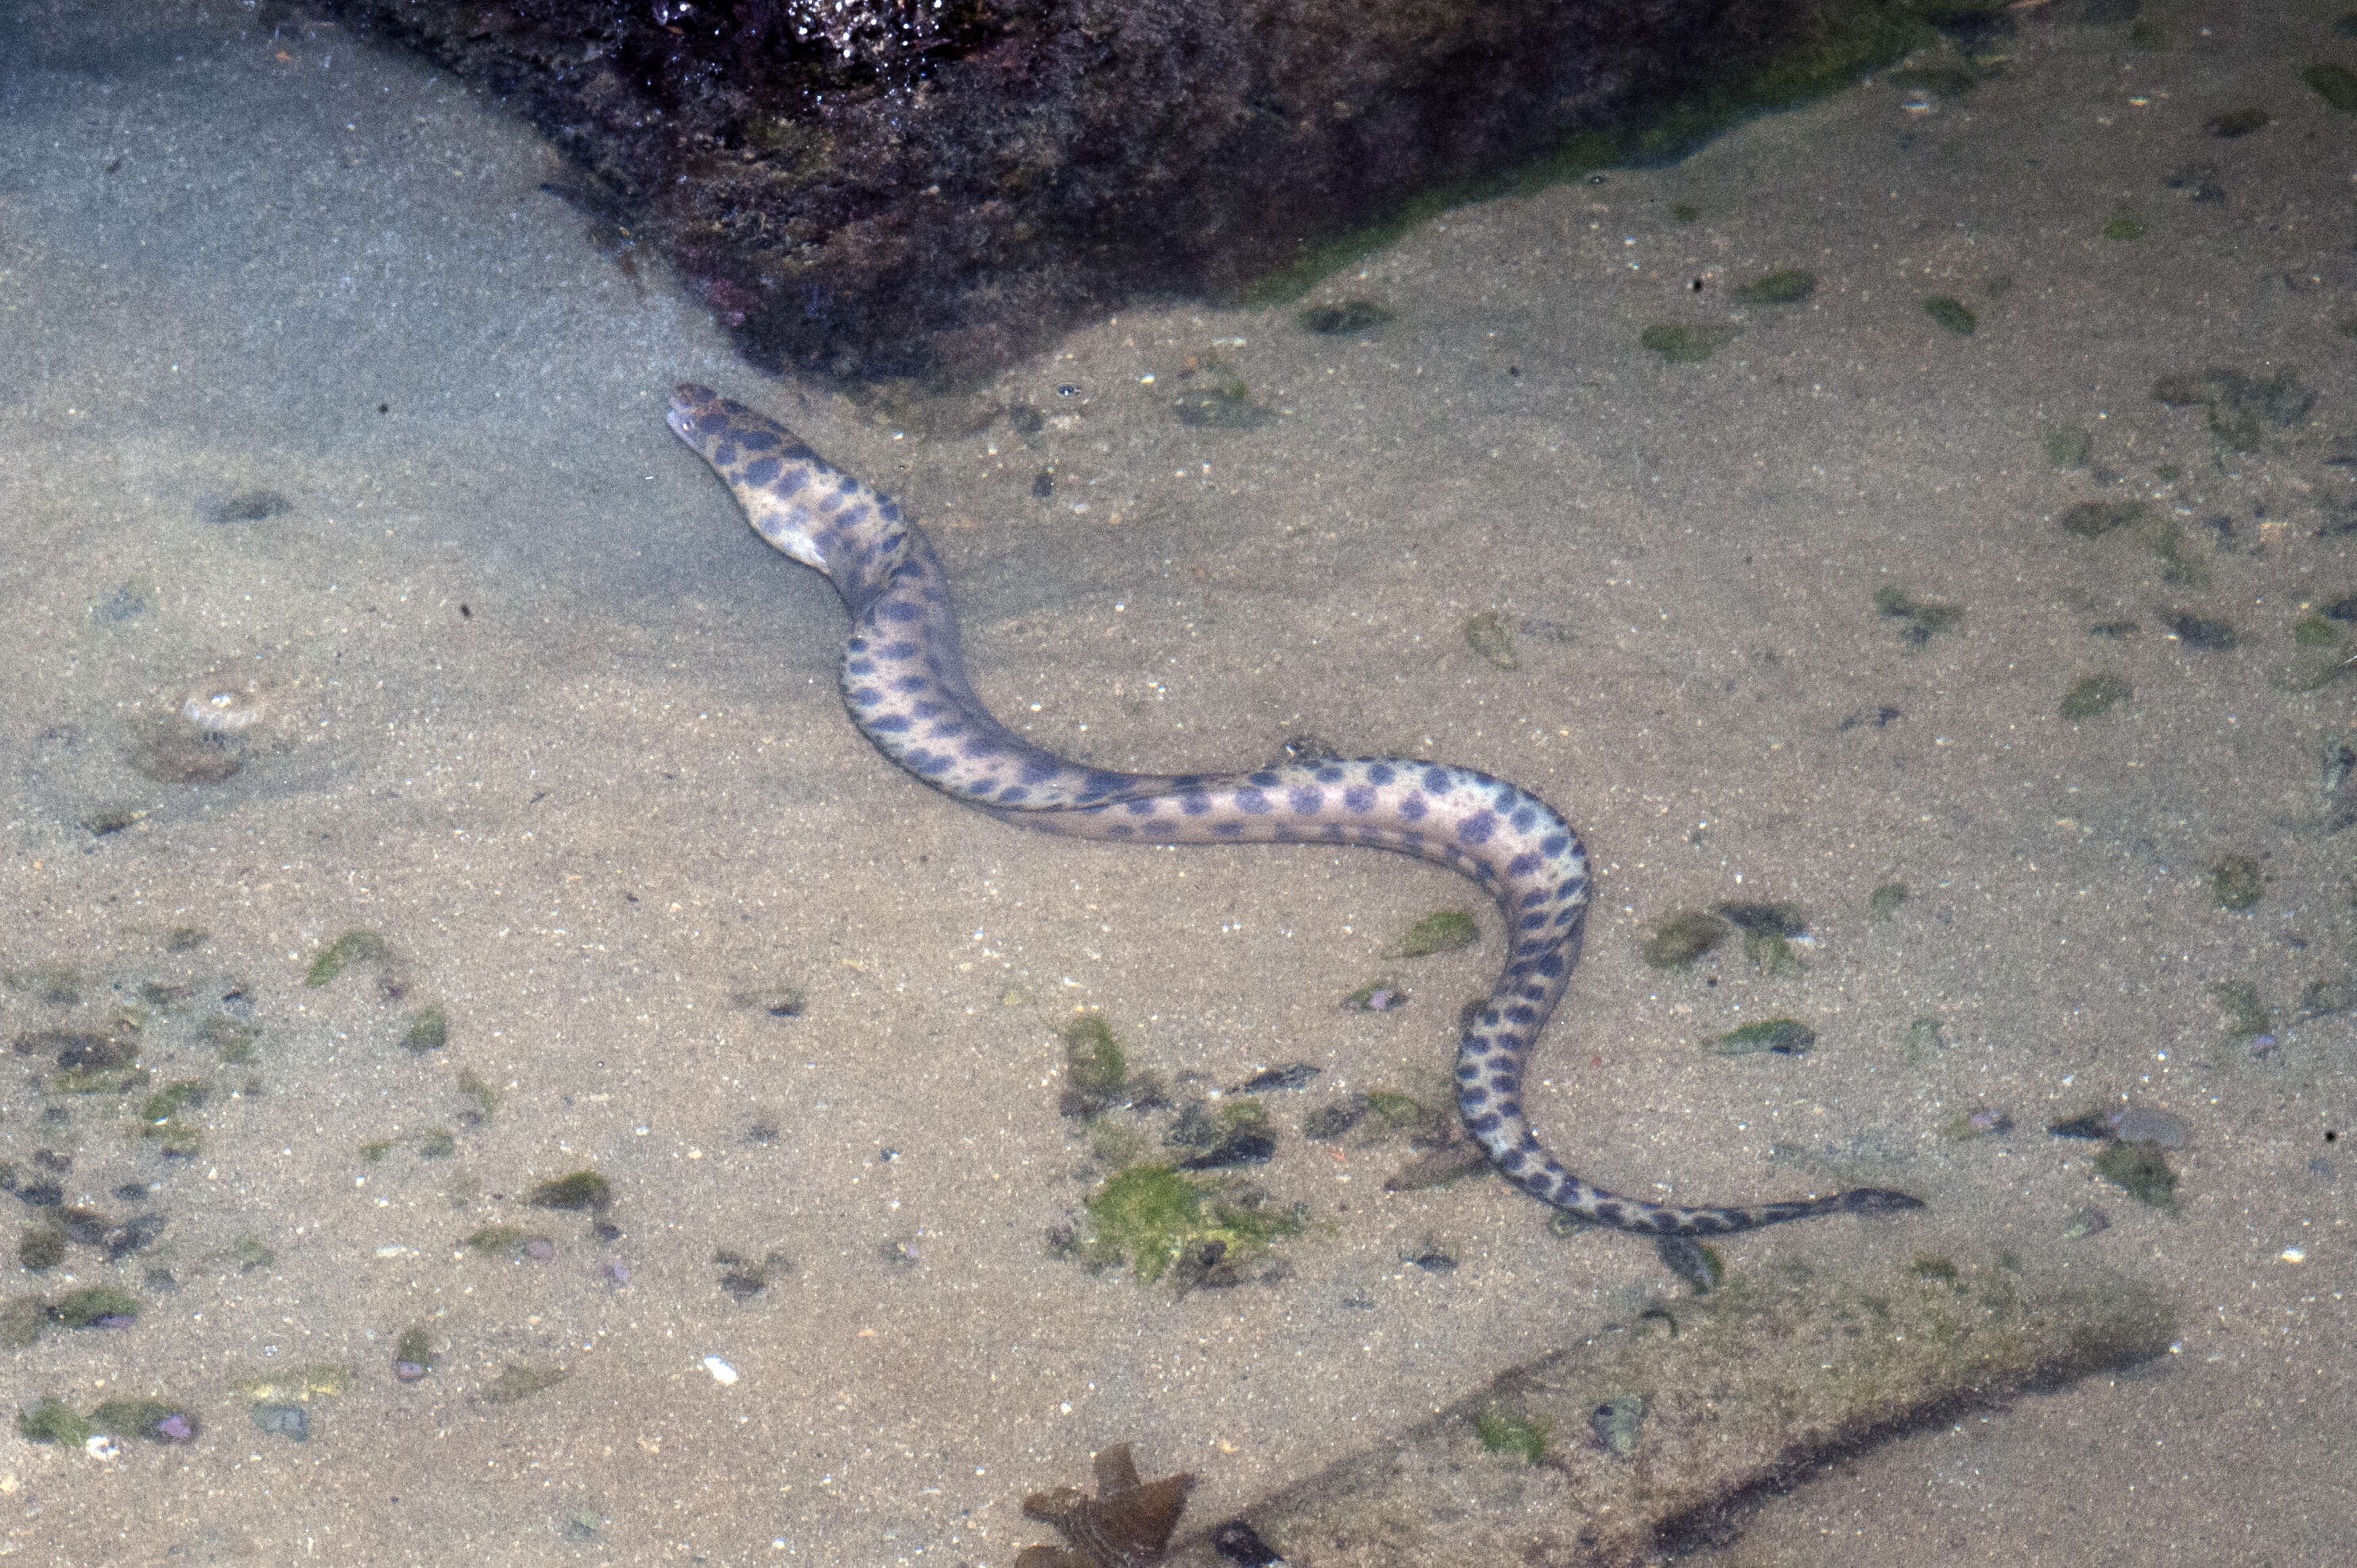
[1,2,2350,1562]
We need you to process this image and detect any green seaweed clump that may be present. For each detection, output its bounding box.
[480,1364,571,1405]
[1867,883,1909,919]
[2305,61,2357,113]
[402,1005,448,1052]
[2092,1139,2178,1211]
[18,1227,66,1271]
[2042,426,2092,468]
[304,929,388,986]
[2205,854,2262,911]
[1060,1012,1133,1117]
[1703,1019,1815,1056]
[52,1286,140,1328]
[1474,1406,1550,1464]
[1733,268,1816,304]
[1639,323,1740,363]
[1391,908,1480,957]
[1922,296,1976,335]
[527,1170,613,1213]
[2292,614,2342,648]
[17,1399,91,1446]
[2060,672,2131,720]
[2208,979,2270,1037]
[1872,585,1963,649]
[91,1399,196,1442]
[1641,910,1729,968]
[1298,300,1394,335]
[1077,1164,1302,1287]
[2056,499,2148,538]
[1461,609,1519,670]
[2101,215,2145,242]
[462,1225,545,1258]
[2151,367,2314,452]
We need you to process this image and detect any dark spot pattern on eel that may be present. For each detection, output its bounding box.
[667,383,1925,1238]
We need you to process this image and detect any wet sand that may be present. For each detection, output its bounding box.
[1,1,2349,1562]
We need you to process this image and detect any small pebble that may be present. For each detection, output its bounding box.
[702,1355,739,1385]
[84,1434,121,1462]
[394,1361,427,1383]
[2249,1033,2278,1058]
[1967,1108,2013,1135]
[2061,1206,2111,1240]
[524,1238,556,1262]
[92,1314,137,1331]
[154,1412,195,1443]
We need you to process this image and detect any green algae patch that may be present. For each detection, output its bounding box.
[402,1005,449,1052]
[1872,585,1962,649]
[1921,296,1976,335]
[304,929,387,986]
[1867,883,1909,920]
[1641,910,1730,969]
[1075,1164,1303,1288]
[1203,1255,2173,1568]
[91,1399,197,1442]
[1733,268,1816,304]
[0,1296,49,1349]
[1639,323,1740,363]
[2101,215,2145,242]
[2208,979,2270,1038]
[1473,1407,1551,1464]
[2305,61,2357,112]
[2061,673,2131,720]
[2205,854,2262,911]
[1702,1019,1816,1057]
[480,1364,571,1405]
[2057,499,2148,539]
[2151,366,2315,452]
[2093,1140,2179,1211]
[52,1286,140,1328]
[2042,426,2092,469]
[1461,609,1519,670]
[462,1225,548,1259]
[17,1399,91,1446]
[528,1170,613,1213]
[1391,909,1480,958]
[233,1364,350,1403]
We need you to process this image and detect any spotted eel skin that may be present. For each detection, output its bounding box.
[668,383,1925,1237]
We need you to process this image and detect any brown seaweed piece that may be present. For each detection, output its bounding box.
[1018,1442,1195,1567]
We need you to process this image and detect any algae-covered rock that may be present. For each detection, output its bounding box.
[1161,1255,2173,1568]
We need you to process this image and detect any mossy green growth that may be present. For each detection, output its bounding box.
[52,1286,140,1328]
[417,1128,458,1159]
[202,1016,261,1063]
[402,1006,448,1052]
[229,1236,276,1272]
[1906,1252,1961,1284]
[2042,426,2092,469]
[304,929,387,986]
[358,1139,395,1162]
[1867,883,1909,920]
[456,1067,501,1117]
[1362,1090,1432,1127]
[141,1080,206,1122]
[2208,979,2270,1038]
[2292,615,2341,648]
[1461,609,1519,670]
[480,1364,571,1405]
[17,1399,91,1446]
[1473,1406,1550,1463]
[1703,1019,1816,1056]
[2057,499,2149,538]
[1743,929,1804,978]
[396,1326,435,1374]
[1922,296,1976,335]
[2093,1140,2178,1210]
[45,1066,149,1096]
[1078,1164,1302,1286]
[2061,673,2131,720]
[0,1296,48,1349]
[1872,585,1963,649]
[1733,268,1816,304]
[91,1399,191,1441]
[462,1225,546,1257]
[1061,1013,1127,1099]
[1642,910,1729,968]
[2205,854,2262,911]
[528,1171,613,1213]
[1639,323,1740,363]
[2305,61,2357,112]
[2101,215,2145,241]
[19,1227,66,1271]
[1391,908,1480,958]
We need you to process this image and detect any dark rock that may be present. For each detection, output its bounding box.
[319,0,1906,385]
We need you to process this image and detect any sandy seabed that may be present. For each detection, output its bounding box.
[0,2,2350,1563]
